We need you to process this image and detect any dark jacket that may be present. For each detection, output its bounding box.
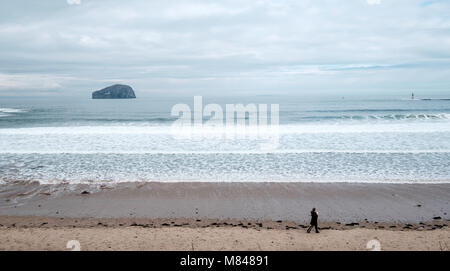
[310,211,318,225]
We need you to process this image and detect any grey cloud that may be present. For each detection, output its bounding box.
[0,0,449,96]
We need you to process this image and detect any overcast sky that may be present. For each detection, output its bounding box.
[0,0,449,97]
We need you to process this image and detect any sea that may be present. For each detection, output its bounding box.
[1,95,450,184]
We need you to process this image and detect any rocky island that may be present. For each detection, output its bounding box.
[92,84,136,99]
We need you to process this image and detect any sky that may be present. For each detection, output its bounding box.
[0,0,449,97]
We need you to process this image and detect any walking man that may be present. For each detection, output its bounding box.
[307,208,320,233]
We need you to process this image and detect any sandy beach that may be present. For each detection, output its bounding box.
[1,221,449,251]
[0,182,449,251]
[1,182,449,223]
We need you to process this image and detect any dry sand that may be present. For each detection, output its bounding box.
[1,224,449,251]
[0,216,448,251]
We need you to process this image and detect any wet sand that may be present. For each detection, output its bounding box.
[0,182,449,223]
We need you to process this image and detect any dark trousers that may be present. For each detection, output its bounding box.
[307,224,319,233]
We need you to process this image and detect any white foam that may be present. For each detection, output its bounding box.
[1,121,450,135]
[359,113,450,120]
[1,122,449,154]
[0,108,26,113]
[32,178,450,185]
[1,149,450,155]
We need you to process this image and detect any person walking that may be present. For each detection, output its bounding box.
[307,208,320,233]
